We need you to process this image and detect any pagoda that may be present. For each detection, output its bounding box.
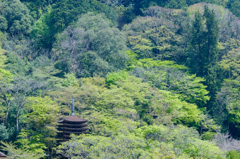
[57,97,88,142]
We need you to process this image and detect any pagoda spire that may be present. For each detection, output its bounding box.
[57,96,89,146]
[71,96,75,116]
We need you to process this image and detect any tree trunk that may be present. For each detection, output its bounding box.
[16,107,20,132]
[5,104,9,126]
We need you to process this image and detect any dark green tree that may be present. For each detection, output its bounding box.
[227,0,240,18]
[0,123,9,140]
[32,0,118,49]
[189,10,205,76]
[189,6,222,110]
[0,0,34,35]
[165,0,188,9]
[203,6,222,107]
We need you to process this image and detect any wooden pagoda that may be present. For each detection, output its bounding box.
[57,97,88,142]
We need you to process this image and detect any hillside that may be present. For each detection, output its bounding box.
[0,0,240,158]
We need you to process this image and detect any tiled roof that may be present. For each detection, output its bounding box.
[58,115,88,123]
[0,151,6,157]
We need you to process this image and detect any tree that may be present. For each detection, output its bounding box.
[213,133,240,152]
[0,81,14,127]
[130,59,210,106]
[0,46,13,126]
[0,45,12,81]
[56,125,225,158]
[33,0,118,49]
[123,6,187,61]
[188,6,222,110]
[17,96,59,157]
[0,141,45,159]
[165,0,188,9]
[20,0,52,19]
[0,0,34,35]
[10,78,44,132]
[0,123,8,140]
[53,13,128,78]
[31,6,53,48]
[188,10,204,75]
[227,0,240,18]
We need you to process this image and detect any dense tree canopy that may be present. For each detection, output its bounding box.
[0,0,34,35]
[53,13,128,77]
[1,0,240,158]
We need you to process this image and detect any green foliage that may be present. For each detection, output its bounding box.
[5,52,29,76]
[137,58,187,70]
[0,123,8,140]
[125,50,140,70]
[188,5,222,111]
[221,80,240,125]
[62,73,79,87]
[81,76,206,128]
[220,49,240,79]
[15,130,46,155]
[57,134,147,159]
[189,6,220,77]
[0,46,12,81]
[21,0,51,19]
[227,0,240,18]
[31,6,52,47]
[17,96,59,154]
[227,150,240,159]
[213,78,240,137]
[0,141,45,159]
[52,75,209,130]
[125,0,230,17]
[125,56,209,106]
[106,71,129,85]
[136,125,224,158]
[0,16,7,31]
[0,46,7,69]
[128,57,209,106]
[2,0,240,156]
[0,0,34,35]
[34,0,118,48]
[22,96,59,128]
[201,131,216,140]
[30,56,61,80]
[57,125,225,158]
[123,10,186,61]
[165,0,188,9]
[51,0,118,31]
[53,13,128,78]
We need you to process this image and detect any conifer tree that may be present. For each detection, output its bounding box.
[189,10,204,76]
[189,6,222,111]
[203,6,221,107]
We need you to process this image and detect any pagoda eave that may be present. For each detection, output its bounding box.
[58,120,88,123]
[63,130,88,134]
[57,123,88,127]
[57,127,88,131]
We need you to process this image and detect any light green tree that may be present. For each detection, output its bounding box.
[17,96,59,156]
[0,141,44,159]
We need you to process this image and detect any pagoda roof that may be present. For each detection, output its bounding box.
[58,123,88,127]
[58,127,89,131]
[0,151,6,157]
[58,115,88,123]
[63,129,88,134]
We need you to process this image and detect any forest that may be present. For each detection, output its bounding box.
[2,0,240,158]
